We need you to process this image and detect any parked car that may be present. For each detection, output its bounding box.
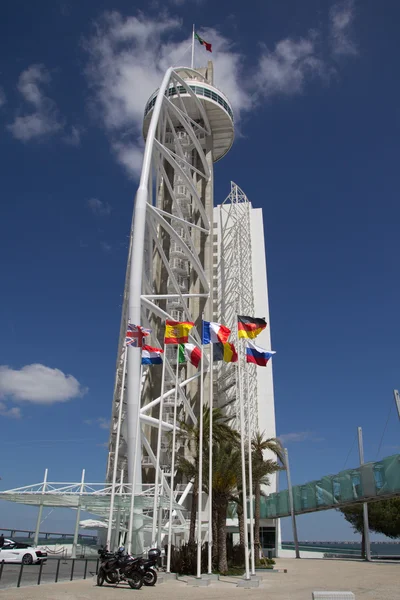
[0,539,47,565]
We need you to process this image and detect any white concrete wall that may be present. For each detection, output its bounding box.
[249,207,277,460]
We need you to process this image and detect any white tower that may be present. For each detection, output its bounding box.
[106,62,278,560]
[106,62,234,551]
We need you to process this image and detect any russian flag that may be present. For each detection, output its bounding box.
[141,345,164,365]
[202,320,231,344]
[245,340,275,367]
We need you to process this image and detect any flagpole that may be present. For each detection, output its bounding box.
[237,329,250,581]
[157,470,164,549]
[197,333,204,578]
[152,342,167,546]
[127,363,143,554]
[167,346,180,573]
[207,342,213,574]
[191,24,195,70]
[107,345,127,550]
[246,365,256,575]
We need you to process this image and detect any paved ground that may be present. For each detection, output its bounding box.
[0,558,398,599]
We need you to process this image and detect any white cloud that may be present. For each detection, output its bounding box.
[84,13,250,177]
[64,125,83,146]
[8,64,64,141]
[100,241,112,253]
[7,64,81,144]
[330,0,358,56]
[0,364,87,405]
[8,113,63,141]
[168,0,204,5]
[0,87,6,108]
[279,431,324,444]
[87,197,112,216]
[85,9,359,176]
[84,417,110,429]
[0,401,21,419]
[257,35,328,97]
[17,64,51,106]
[112,141,144,179]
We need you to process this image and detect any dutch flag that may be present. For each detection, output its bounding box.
[141,345,164,365]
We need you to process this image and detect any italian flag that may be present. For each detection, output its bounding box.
[195,33,212,53]
[178,343,202,368]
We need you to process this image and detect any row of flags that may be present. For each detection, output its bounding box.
[126,317,275,368]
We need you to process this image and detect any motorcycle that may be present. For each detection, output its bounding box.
[97,547,143,589]
[136,548,161,586]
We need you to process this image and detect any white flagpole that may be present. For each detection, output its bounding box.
[157,470,164,549]
[107,345,128,550]
[237,329,250,580]
[151,342,167,545]
[191,24,195,69]
[207,342,213,574]
[127,363,143,554]
[166,346,180,573]
[197,335,204,578]
[246,362,256,574]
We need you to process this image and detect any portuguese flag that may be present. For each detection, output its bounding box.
[195,32,212,53]
[237,316,267,339]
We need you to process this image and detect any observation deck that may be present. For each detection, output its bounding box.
[143,67,234,162]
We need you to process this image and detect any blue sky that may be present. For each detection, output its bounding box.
[1,0,400,542]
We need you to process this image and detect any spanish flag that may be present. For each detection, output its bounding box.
[237,316,267,339]
[164,320,194,344]
[213,342,238,363]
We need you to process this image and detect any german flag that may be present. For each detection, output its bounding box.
[164,320,194,344]
[237,316,267,339]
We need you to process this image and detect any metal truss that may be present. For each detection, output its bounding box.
[215,182,259,439]
[0,480,180,516]
[106,66,220,549]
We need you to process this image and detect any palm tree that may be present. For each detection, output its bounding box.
[208,439,241,573]
[176,405,239,543]
[251,432,284,557]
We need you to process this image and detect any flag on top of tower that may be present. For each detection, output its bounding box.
[202,320,231,345]
[141,346,164,365]
[164,320,195,344]
[178,343,202,368]
[245,340,275,367]
[213,342,238,363]
[195,32,212,53]
[126,324,151,348]
[237,316,267,339]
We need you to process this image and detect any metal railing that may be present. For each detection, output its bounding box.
[0,557,99,589]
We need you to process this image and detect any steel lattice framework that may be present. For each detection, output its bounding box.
[106,64,234,551]
[215,183,258,438]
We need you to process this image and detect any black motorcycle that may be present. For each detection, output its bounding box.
[136,548,161,586]
[97,547,143,589]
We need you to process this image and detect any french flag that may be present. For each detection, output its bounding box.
[141,345,164,365]
[245,340,275,367]
[202,321,231,345]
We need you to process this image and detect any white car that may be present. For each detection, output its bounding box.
[0,539,47,565]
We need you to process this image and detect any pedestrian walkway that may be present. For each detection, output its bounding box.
[0,558,398,600]
[262,454,400,518]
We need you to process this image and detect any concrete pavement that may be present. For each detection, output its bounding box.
[0,558,398,599]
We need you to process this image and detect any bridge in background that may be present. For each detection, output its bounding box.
[261,453,400,519]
